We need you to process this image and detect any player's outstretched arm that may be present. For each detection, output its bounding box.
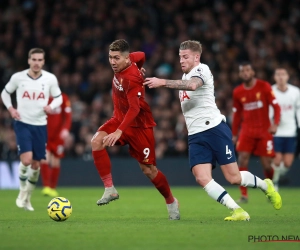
[144,77,203,91]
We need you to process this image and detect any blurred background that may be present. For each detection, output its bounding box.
[0,0,299,166]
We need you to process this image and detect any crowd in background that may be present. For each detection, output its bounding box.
[0,0,300,161]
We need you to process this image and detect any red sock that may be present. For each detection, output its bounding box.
[50,167,60,189]
[239,166,248,197]
[40,163,50,187]
[151,170,174,204]
[92,150,113,188]
[264,168,274,180]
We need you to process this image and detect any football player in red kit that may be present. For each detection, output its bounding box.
[232,63,281,203]
[91,39,179,220]
[41,93,72,197]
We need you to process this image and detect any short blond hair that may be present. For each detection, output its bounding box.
[179,40,202,55]
[28,48,45,58]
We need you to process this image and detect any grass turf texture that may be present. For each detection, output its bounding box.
[0,187,299,250]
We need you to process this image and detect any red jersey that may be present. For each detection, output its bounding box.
[112,52,156,131]
[232,79,280,137]
[47,93,72,139]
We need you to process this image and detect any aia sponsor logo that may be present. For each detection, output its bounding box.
[22,91,45,100]
[179,91,190,102]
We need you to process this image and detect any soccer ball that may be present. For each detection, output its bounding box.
[47,197,72,222]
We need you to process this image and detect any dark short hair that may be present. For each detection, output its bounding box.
[28,48,45,58]
[109,39,130,53]
[239,61,252,68]
[179,40,202,54]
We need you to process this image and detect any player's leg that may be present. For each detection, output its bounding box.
[48,154,61,197]
[91,119,120,206]
[272,137,283,191]
[221,161,282,210]
[192,163,249,221]
[236,133,255,202]
[14,121,33,208]
[127,127,179,219]
[188,124,248,221]
[16,151,33,208]
[274,137,297,190]
[41,150,52,196]
[138,163,179,220]
[24,160,40,211]
[24,123,48,211]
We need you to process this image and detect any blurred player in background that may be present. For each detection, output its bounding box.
[270,68,300,191]
[91,39,179,220]
[144,40,281,221]
[232,63,281,203]
[0,48,62,211]
[40,93,72,197]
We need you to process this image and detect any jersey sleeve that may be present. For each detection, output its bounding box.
[232,89,243,136]
[190,66,210,84]
[296,88,300,128]
[5,73,18,93]
[129,52,145,69]
[265,83,281,125]
[49,75,62,97]
[62,94,72,131]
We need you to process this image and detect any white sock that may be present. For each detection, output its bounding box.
[19,163,30,191]
[279,162,289,176]
[204,179,240,210]
[271,162,281,184]
[27,167,40,192]
[240,171,267,192]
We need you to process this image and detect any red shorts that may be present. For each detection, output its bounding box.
[98,117,156,165]
[236,132,275,157]
[47,138,65,158]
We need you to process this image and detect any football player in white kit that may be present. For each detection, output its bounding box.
[271,68,300,191]
[144,40,282,221]
[1,48,63,211]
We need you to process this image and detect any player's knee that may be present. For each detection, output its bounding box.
[195,176,210,187]
[21,159,32,166]
[91,136,104,150]
[226,174,241,185]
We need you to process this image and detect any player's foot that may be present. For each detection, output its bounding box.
[264,179,282,210]
[224,208,250,221]
[96,186,119,206]
[49,188,59,197]
[16,190,27,208]
[236,196,248,204]
[167,198,180,220]
[24,191,34,211]
[41,187,52,196]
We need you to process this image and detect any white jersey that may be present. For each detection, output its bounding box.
[179,63,226,135]
[4,69,61,125]
[271,83,300,137]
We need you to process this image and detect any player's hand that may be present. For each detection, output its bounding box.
[232,135,238,145]
[269,124,278,134]
[144,77,166,88]
[8,107,21,120]
[103,129,123,147]
[60,129,69,140]
[140,67,146,77]
[43,105,53,114]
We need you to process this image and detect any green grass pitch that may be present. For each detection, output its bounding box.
[0,187,299,250]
